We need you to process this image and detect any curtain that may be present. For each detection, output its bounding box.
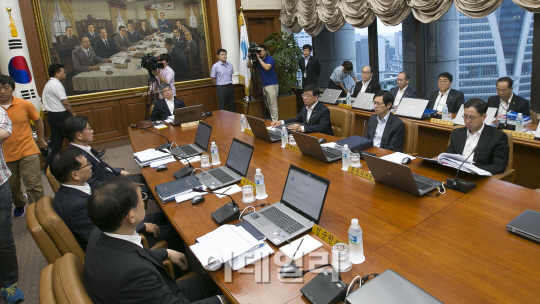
[41,0,57,48]
[145,10,159,30]
[512,0,540,13]
[120,8,128,29]
[57,0,76,35]
[110,6,118,33]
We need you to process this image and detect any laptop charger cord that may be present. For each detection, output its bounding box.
[239,203,267,219]
[426,182,446,198]
[346,273,379,297]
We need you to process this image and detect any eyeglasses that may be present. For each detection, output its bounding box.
[397,79,407,83]
[301,94,315,98]
[139,192,148,205]
[74,161,91,171]
[84,126,92,131]
[496,89,509,93]
[372,101,385,106]
[438,80,450,84]
[462,115,480,122]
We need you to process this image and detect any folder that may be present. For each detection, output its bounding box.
[155,175,203,202]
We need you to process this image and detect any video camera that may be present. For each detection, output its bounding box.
[248,42,262,62]
[141,53,164,75]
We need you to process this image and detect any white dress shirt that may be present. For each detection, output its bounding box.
[498,94,513,116]
[373,111,390,148]
[42,78,68,112]
[394,85,408,108]
[165,97,175,116]
[462,123,485,159]
[434,90,450,112]
[61,183,91,195]
[71,143,114,173]
[360,79,371,93]
[104,231,143,248]
[280,101,318,132]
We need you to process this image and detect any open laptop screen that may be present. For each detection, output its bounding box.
[194,122,212,150]
[225,138,254,176]
[280,165,330,223]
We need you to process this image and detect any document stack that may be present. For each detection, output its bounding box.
[437,153,492,176]
[134,148,175,167]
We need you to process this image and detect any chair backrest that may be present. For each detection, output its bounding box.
[40,264,58,304]
[52,253,94,304]
[348,111,356,138]
[402,119,418,154]
[530,109,538,125]
[329,106,353,137]
[46,166,61,193]
[447,124,466,147]
[35,197,86,262]
[505,131,513,170]
[26,202,63,264]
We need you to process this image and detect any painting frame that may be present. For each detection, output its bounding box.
[30,0,214,102]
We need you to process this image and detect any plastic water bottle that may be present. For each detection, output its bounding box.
[342,144,351,171]
[240,114,247,131]
[281,126,288,148]
[346,88,351,105]
[442,104,449,121]
[348,219,365,264]
[516,113,524,132]
[254,168,268,199]
[210,142,220,165]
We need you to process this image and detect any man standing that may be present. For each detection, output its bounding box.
[0,107,25,304]
[165,38,191,81]
[143,53,176,99]
[487,77,530,117]
[0,75,46,218]
[211,49,235,111]
[247,45,279,121]
[426,72,464,114]
[298,44,320,89]
[176,20,182,30]
[138,21,154,38]
[93,28,118,59]
[172,29,185,50]
[126,23,143,43]
[60,26,79,50]
[364,90,405,152]
[352,66,381,97]
[114,26,136,52]
[72,37,112,72]
[328,61,358,97]
[183,30,203,79]
[148,84,186,121]
[83,24,99,45]
[390,71,418,108]
[158,12,172,33]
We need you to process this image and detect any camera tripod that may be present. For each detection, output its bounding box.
[248,62,271,120]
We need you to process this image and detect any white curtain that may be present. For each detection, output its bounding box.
[50,0,69,43]
[189,8,198,28]
[116,10,125,32]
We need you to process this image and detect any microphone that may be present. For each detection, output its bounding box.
[192,187,239,225]
[173,154,194,179]
[193,100,212,118]
[141,127,171,151]
[498,108,514,130]
[446,145,478,193]
[280,238,304,278]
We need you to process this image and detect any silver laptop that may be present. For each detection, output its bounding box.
[506,209,540,244]
[245,115,281,142]
[346,269,442,304]
[454,105,498,125]
[536,124,540,138]
[244,165,330,245]
[352,92,375,111]
[363,154,441,196]
[195,138,254,190]
[171,104,203,125]
[291,131,342,162]
[395,98,429,119]
[319,89,342,104]
[169,121,212,159]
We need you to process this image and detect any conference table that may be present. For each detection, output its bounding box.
[129,111,540,303]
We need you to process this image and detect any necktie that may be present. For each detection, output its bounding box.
[105,40,109,49]
[87,51,91,58]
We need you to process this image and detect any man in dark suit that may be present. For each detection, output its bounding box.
[390,71,418,108]
[114,26,136,52]
[183,30,203,79]
[165,38,191,81]
[138,21,154,38]
[60,26,79,50]
[83,24,99,45]
[172,29,186,49]
[426,72,465,114]
[487,77,530,117]
[72,37,112,72]
[298,44,320,89]
[446,99,509,175]
[94,28,118,59]
[271,84,333,135]
[352,65,381,97]
[365,90,405,152]
[127,23,143,43]
[84,178,225,304]
[149,84,185,121]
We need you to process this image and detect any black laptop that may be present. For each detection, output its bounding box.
[291,131,342,162]
[245,115,281,142]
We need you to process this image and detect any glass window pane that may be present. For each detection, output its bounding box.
[354,27,369,76]
[376,19,402,90]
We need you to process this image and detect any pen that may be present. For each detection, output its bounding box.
[291,237,305,261]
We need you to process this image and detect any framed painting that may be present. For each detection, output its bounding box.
[31,0,212,101]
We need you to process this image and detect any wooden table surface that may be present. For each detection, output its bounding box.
[129,110,540,304]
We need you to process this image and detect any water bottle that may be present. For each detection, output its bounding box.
[516,113,524,132]
[254,168,268,199]
[442,104,449,121]
[345,88,351,105]
[210,142,220,165]
[348,219,365,264]
[281,126,288,148]
[342,144,351,171]
[240,114,247,131]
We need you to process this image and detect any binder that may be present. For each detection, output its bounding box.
[155,175,203,202]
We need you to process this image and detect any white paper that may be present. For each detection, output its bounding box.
[111,58,125,64]
[180,155,201,164]
[437,153,492,176]
[279,235,323,261]
[321,142,337,148]
[154,124,167,129]
[175,191,207,203]
[228,242,274,270]
[165,116,174,123]
[134,148,171,163]
[214,184,242,199]
[149,156,176,168]
[380,152,416,164]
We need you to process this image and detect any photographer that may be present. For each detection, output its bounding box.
[247,44,279,121]
[142,53,176,99]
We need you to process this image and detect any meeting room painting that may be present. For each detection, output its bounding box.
[33,0,211,98]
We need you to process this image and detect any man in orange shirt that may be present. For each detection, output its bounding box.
[0,75,47,218]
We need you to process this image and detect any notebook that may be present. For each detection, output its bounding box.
[395,98,429,119]
[155,175,203,202]
[171,104,203,125]
[319,89,342,104]
[244,165,330,245]
[352,92,375,111]
[170,121,212,159]
[245,115,281,142]
[506,209,540,244]
[291,131,342,162]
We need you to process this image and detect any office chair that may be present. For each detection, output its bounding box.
[402,120,418,155]
[46,166,61,193]
[329,106,354,137]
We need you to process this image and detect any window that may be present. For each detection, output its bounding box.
[50,0,69,43]
[116,10,125,32]
[354,27,369,76]
[377,19,402,90]
[149,14,158,30]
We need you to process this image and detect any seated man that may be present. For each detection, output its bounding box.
[138,21,154,38]
[365,90,405,152]
[149,84,185,121]
[72,37,112,72]
[126,23,143,43]
[390,71,418,108]
[114,26,136,52]
[50,148,184,252]
[352,65,381,97]
[94,27,118,59]
[327,61,358,97]
[487,77,530,118]
[84,178,225,304]
[60,26,79,50]
[446,98,509,175]
[426,72,465,114]
[271,84,333,135]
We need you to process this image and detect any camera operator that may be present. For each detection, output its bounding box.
[247,44,279,121]
[142,53,176,99]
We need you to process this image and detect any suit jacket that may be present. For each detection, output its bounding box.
[69,144,121,188]
[83,32,99,45]
[60,35,79,49]
[298,56,320,88]
[72,46,104,72]
[184,40,203,79]
[127,30,143,43]
[169,46,191,81]
[149,98,186,121]
[114,34,133,52]
[487,94,530,117]
[53,186,93,251]
[390,86,418,99]
[138,27,153,37]
[427,89,465,113]
[94,38,118,59]
[173,35,186,50]
[365,113,405,152]
[284,101,333,135]
[352,80,381,97]
[446,124,509,175]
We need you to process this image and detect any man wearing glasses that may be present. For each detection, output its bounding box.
[271,84,333,135]
[148,84,185,121]
[390,71,418,108]
[487,77,530,118]
[352,66,381,98]
[426,72,465,114]
[364,90,405,152]
[447,99,509,175]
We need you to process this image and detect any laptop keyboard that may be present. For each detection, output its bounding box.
[180,145,198,155]
[260,206,305,235]
[322,148,341,160]
[415,180,433,191]
[413,174,441,191]
[269,133,281,140]
[210,168,235,184]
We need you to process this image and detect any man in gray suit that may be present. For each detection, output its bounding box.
[72,37,112,72]
[114,26,136,52]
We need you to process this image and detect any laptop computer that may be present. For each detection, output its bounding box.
[395,98,429,119]
[171,104,203,126]
[245,115,281,142]
[454,105,498,125]
[506,209,540,244]
[291,131,342,162]
[352,92,375,111]
[363,154,441,196]
[195,138,254,190]
[244,164,330,245]
[169,121,212,159]
[319,89,342,105]
[346,269,442,304]
[536,124,540,139]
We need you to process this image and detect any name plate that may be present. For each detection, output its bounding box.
[347,166,375,181]
[312,224,346,246]
[430,118,453,126]
[285,143,301,153]
[338,103,352,109]
[180,121,199,128]
[240,177,257,195]
[502,129,535,140]
[243,128,254,136]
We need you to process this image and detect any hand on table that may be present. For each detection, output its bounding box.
[103,59,112,63]
[287,124,302,132]
[120,170,131,176]
[129,47,136,51]
[144,223,160,238]
[270,121,282,128]
[89,66,100,71]
[166,249,188,271]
